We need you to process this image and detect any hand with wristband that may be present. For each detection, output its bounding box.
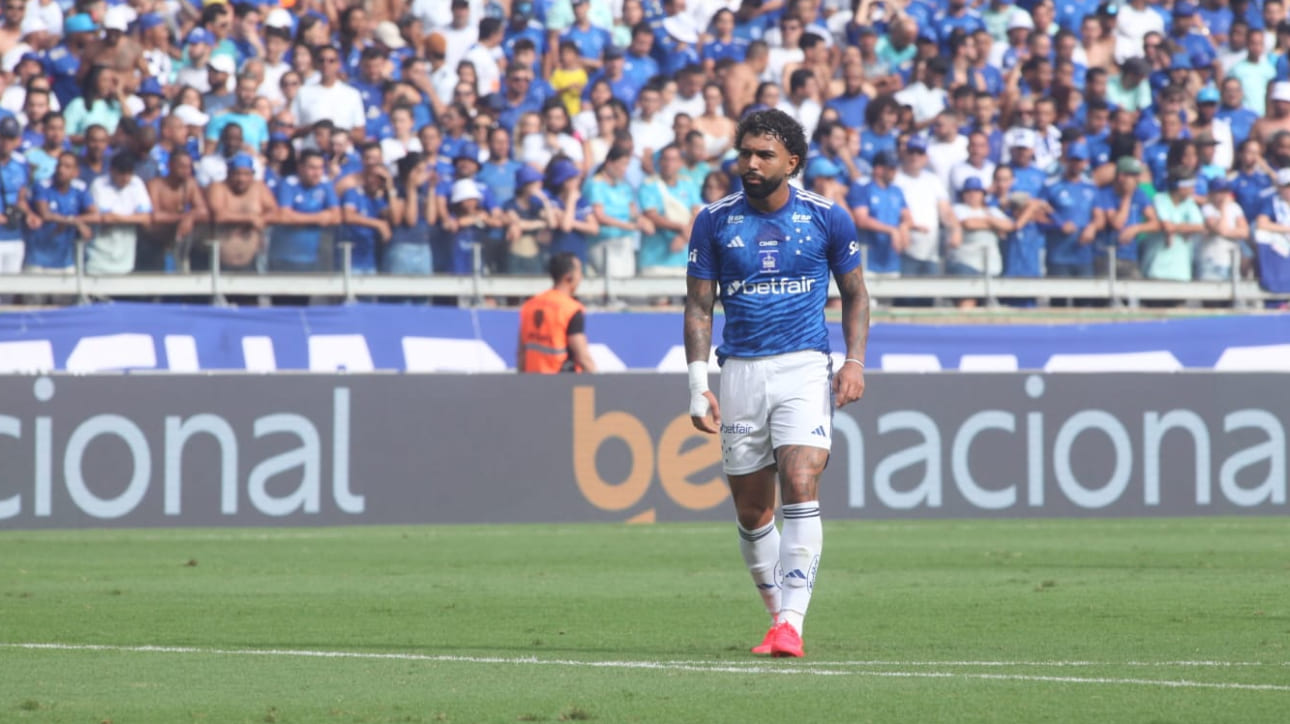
[688,361,720,433]
[831,356,866,408]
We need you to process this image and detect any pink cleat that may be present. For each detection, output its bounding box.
[751,622,778,655]
[769,621,805,658]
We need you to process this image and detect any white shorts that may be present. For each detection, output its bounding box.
[718,350,834,476]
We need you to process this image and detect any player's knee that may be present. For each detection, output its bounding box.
[735,503,774,530]
[779,473,819,505]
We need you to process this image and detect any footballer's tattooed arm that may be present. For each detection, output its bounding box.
[684,276,717,365]
[836,265,870,364]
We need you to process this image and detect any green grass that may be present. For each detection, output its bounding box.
[2,518,1289,723]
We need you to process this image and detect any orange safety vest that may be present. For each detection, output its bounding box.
[518,288,585,373]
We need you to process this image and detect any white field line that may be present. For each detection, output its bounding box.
[3,643,1290,692]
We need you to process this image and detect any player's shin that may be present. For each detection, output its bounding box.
[737,521,782,621]
[778,501,822,635]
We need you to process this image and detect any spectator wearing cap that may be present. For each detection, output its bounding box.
[3,53,52,118]
[848,149,912,277]
[1198,176,1250,282]
[339,153,398,275]
[435,141,502,267]
[290,45,367,142]
[947,176,1007,292]
[895,133,961,278]
[63,65,129,142]
[80,6,138,80]
[638,142,701,277]
[1194,132,1227,184]
[1143,172,1205,282]
[1190,85,1234,169]
[176,28,217,93]
[562,0,612,72]
[269,148,340,273]
[1226,26,1275,115]
[444,176,492,274]
[1092,156,1154,280]
[27,150,95,274]
[137,13,173,85]
[990,9,1032,71]
[949,130,997,196]
[803,155,848,204]
[657,9,701,78]
[132,77,165,135]
[0,115,33,276]
[48,14,95,107]
[202,54,238,115]
[501,162,556,275]
[1105,57,1152,112]
[139,150,208,272]
[983,0,1025,43]
[1171,3,1217,66]
[544,156,598,266]
[1217,76,1259,145]
[86,151,152,275]
[1253,167,1290,292]
[1039,141,1099,281]
[1251,81,1290,144]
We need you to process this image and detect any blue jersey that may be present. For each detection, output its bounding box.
[687,187,862,363]
[1094,185,1149,262]
[27,177,94,269]
[1040,177,1098,266]
[847,180,907,274]
[340,186,389,272]
[1232,170,1272,223]
[273,175,339,265]
[825,92,869,131]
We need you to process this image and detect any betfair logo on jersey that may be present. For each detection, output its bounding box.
[725,276,817,296]
[791,212,813,223]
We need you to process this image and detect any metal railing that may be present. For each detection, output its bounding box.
[3,242,1284,308]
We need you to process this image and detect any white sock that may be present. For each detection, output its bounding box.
[737,520,781,622]
[778,501,822,635]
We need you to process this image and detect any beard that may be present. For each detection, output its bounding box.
[742,172,784,200]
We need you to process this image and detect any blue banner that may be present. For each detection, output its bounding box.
[0,303,1286,372]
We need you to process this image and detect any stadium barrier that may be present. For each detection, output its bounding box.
[2,241,1287,306]
[0,372,1284,530]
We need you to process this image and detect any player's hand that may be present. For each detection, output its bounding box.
[690,390,721,434]
[832,363,865,408]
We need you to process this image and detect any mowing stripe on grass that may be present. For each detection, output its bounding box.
[4,643,1289,692]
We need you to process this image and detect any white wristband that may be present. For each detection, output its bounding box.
[844,358,865,369]
[688,361,709,393]
[688,361,711,418]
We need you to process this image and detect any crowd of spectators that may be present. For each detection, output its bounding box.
[0,0,1287,304]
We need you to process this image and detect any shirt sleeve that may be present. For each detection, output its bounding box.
[827,201,863,276]
[324,183,339,208]
[686,206,717,279]
[637,181,661,214]
[845,181,866,209]
[132,180,153,213]
[341,187,360,210]
[566,309,585,336]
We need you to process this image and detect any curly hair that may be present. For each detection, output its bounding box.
[733,109,808,178]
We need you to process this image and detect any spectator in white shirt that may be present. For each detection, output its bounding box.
[950,131,998,195]
[629,82,672,167]
[88,153,153,274]
[926,111,969,191]
[1115,0,1166,63]
[462,17,505,96]
[894,134,961,277]
[290,45,367,141]
[896,57,950,128]
[777,68,822,139]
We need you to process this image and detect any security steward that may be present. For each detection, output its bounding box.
[517,252,598,373]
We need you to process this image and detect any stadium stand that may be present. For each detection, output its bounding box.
[0,0,1289,307]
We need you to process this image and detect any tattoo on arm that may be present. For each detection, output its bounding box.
[684,277,717,363]
[836,266,870,361]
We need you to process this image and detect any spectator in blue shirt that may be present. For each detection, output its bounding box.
[1218,76,1260,144]
[270,149,340,273]
[562,0,613,72]
[848,150,912,276]
[622,22,660,91]
[339,162,397,274]
[701,9,748,72]
[27,151,96,273]
[504,1,548,63]
[858,95,901,166]
[1040,141,1099,280]
[826,63,870,132]
[1092,156,1155,279]
[545,156,598,265]
[934,0,987,55]
[478,126,523,209]
[49,14,96,109]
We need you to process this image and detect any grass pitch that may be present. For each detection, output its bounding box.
[2,518,1288,723]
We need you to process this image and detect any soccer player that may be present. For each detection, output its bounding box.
[683,109,870,658]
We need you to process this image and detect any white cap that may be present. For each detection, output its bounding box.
[207,54,236,75]
[1005,127,1038,151]
[1277,168,1290,186]
[265,8,293,30]
[1007,11,1035,32]
[172,104,210,127]
[103,6,132,32]
[1272,81,1290,103]
[662,15,699,45]
[374,20,406,48]
[451,178,483,204]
